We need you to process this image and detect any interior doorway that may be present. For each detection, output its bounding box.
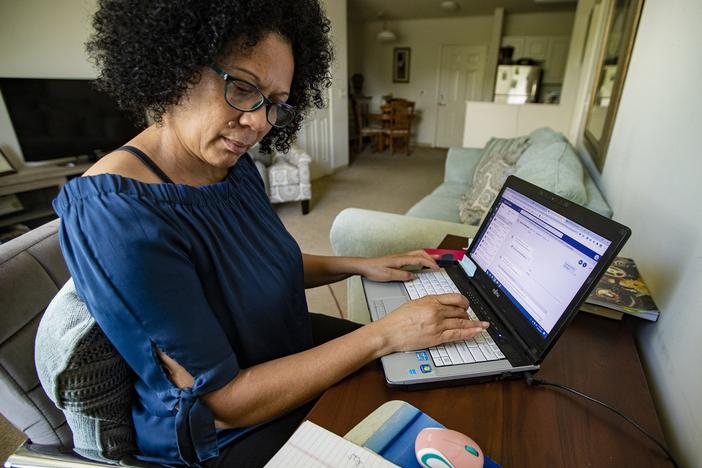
[434,45,486,148]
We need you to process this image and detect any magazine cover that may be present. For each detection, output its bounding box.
[586,257,659,321]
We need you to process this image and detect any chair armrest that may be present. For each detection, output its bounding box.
[293,154,311,181]
[443,147,482,185]
[274,147,311,167]
[330,208,478,258]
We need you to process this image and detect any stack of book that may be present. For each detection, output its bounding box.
[581,257,659,321]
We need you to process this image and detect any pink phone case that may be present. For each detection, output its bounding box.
[424,248,465,261]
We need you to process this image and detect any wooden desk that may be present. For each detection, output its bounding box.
[306,235,671,467]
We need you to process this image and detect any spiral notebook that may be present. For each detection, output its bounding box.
[265,420,398,467]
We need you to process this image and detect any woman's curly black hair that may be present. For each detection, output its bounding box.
[86,0,333,153]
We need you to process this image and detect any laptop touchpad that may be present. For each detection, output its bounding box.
[365,280,407,298]
[382,297,408,314]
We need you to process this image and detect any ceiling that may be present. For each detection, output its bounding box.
[347,0,577,22]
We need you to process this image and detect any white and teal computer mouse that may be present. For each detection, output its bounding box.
[415,427,484,468]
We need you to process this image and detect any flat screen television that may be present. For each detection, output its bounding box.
[0,78,143,164]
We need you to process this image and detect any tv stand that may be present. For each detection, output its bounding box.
[0,162,91,230]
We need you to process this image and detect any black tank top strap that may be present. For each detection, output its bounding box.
[117,145,175,184]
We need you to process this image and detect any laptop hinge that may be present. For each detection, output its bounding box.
[469,278,540,364]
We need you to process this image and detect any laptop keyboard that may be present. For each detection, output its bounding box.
[371,270,505,367]
[404,270,460,299]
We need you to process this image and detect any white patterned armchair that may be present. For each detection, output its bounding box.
[250,144,312,214]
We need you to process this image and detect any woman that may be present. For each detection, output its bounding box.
[54,0,489,466]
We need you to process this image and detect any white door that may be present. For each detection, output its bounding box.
[434,45,486,148]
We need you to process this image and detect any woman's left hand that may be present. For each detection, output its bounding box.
[356,250,440,282]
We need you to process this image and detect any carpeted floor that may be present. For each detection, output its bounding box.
[0,417,24,465]
[0,145,448,463]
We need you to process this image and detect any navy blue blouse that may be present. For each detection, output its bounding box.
[53,154,313,465]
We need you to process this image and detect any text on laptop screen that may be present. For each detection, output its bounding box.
[471,187,611,337]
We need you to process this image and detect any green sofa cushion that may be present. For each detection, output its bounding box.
[429,181,466,199]
[528,127,566,144]
[406,194,461,222]
[515,139,588,206]
[443,147,483,185]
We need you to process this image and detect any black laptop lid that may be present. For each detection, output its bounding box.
[462,176,630,363]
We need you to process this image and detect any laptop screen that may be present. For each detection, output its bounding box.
[470,187,612,338]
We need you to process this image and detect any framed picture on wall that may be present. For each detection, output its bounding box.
[393,47,411,83]
[0,148,17,176]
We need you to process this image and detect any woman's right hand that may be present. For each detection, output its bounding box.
[371,293,489,355]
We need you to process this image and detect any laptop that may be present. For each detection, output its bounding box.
[363,176,631,388]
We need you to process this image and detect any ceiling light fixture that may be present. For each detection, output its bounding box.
[440,1,459,11]
[376,12,397,43]
[377,27,397,42]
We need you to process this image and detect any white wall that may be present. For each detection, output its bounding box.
[596,1,702,465]
[348,20,363,86]
[0,0,98,167]
[482,9,504,103]
[323,0,349,171]
[503,10,575,37]
[0,0,97,79]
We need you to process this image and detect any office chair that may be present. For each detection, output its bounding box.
[0,220,157,468]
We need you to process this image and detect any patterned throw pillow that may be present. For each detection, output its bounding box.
[35,279,137,463]
[458,137,530,225]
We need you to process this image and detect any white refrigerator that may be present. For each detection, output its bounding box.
[493,65,541,104]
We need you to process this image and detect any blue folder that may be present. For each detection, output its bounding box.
[361,402,501,468]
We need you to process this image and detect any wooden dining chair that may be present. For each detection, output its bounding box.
[383,100,415,156]
[351,97,383,153]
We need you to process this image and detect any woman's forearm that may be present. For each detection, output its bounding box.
[302,253,362,288]
[204,321,388,428]
[177,292,483,430]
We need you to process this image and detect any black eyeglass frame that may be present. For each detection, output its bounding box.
[210,64,296,128]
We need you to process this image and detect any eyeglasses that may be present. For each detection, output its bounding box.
[210,64,296,128]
